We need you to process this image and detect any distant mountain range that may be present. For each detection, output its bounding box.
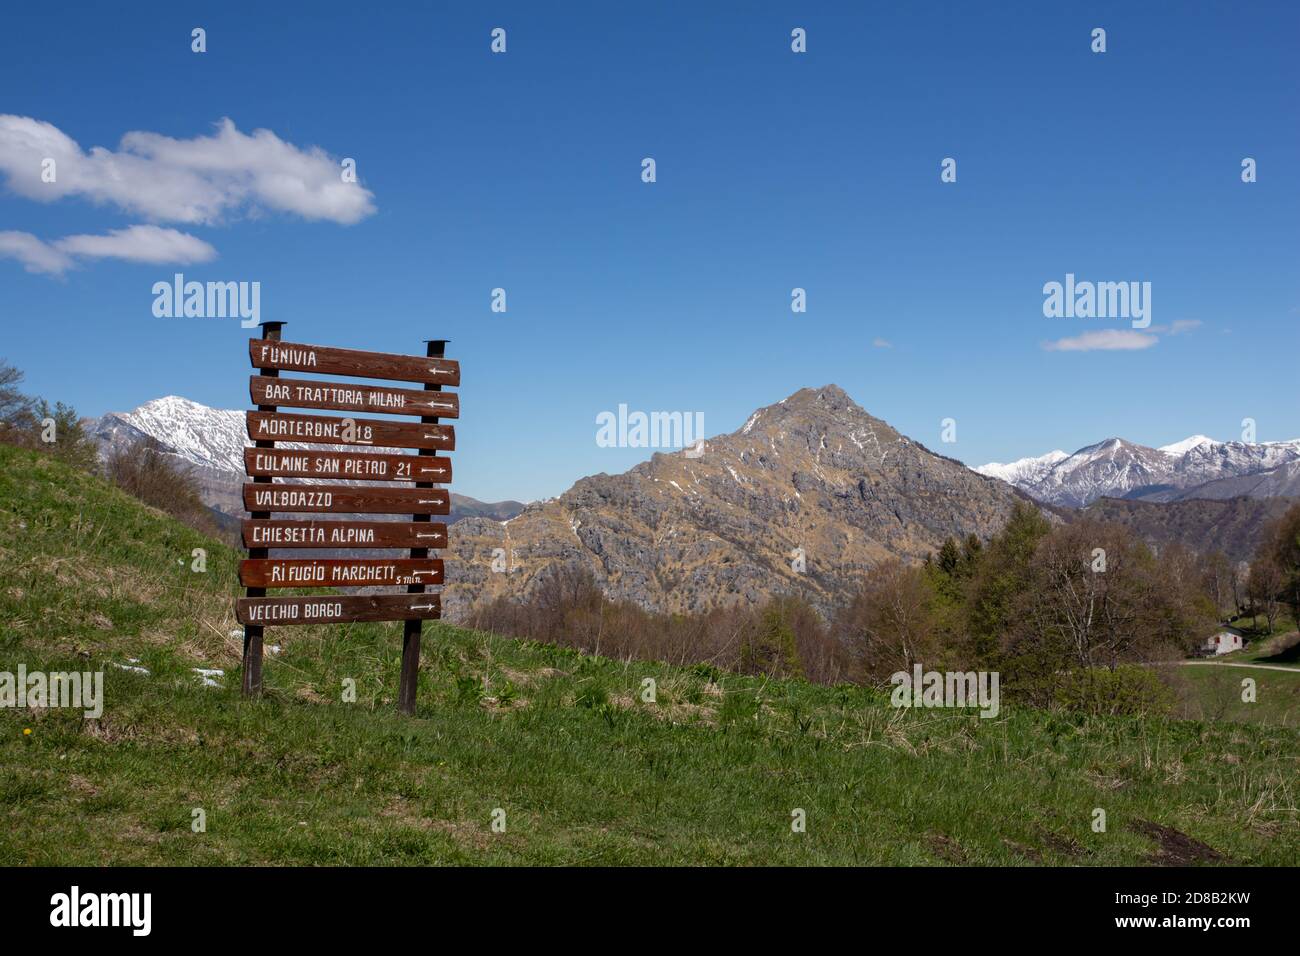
[86,396,525,526]
[85,390,1028,617]
[976,435,1300,507]
[85,393,1300,619]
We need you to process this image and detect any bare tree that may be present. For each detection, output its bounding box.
[1198,550,1237,623]
[105,437,216,531]
[1247,557,1285,635]
[1019,520,1158,669]
[834,559,938,680]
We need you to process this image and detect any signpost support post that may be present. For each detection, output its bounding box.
[398,339,448,715]
[243,319,285,698]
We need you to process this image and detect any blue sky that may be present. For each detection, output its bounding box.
[1,1,1297,502]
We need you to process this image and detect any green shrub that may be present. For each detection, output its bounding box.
[1053,665,1175,718]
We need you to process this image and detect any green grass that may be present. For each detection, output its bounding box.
[1,443,1297,865]
[1173,666,1300,727]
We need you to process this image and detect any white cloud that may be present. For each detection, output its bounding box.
[0,231,72,274]
[1042,318,1204,353]
[58,224,218,264]
[1042,329,1159,352]
[872,337,892,349]
[0,225,217,276]
[1147,319,1202,335]
[0,115,375,225]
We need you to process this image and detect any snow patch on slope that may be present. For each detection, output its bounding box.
[974,449,1068,484]
[1159,435,1215,456]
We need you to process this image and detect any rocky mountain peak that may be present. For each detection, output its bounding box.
[447,384,1024,618]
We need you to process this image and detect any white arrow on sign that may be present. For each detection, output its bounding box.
[428,367,453,376]
[409,603,439,611]
[416,533,444,540]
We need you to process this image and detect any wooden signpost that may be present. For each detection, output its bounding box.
[239,558,444,588]
[241,483,450,514]
[242,520,448,549]
[243,448,451,482]
[237,323,457,715]
[246,411,455,450]
[249,376,460,418]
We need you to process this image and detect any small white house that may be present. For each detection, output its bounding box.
[1199,632,1244,657]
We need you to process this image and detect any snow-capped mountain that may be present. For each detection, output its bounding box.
[1167,438,1300,489]
[973,449,1068,486]
[87,396,524,523]
[1021,438,1175,508]
[977,435,1300,507]
[93,396,246,474]
[1142,457,1300,503]
[91,396,252,515]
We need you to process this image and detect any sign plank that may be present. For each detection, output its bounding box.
[239,558,444,588]
[247,411,454,451]
[236,594,442,626]
[243,448,451,483]
[242,520,448,549]
[249,338,459,386]
[250,375,459,419]
[243,483,450,514]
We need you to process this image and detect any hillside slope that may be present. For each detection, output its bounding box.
[1083,495,1299,564]
[1,445,1296,866]
[1150,459,1300,503]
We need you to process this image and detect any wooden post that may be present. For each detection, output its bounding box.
[397,339,448,715]
[243,320,285,698]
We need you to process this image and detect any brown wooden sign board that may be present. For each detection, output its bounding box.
[243,448,451,483]
[239,558,444,588]
[246,411,454,451]
[249,338,460,386]
[241,330,456,716]
[242,519,448,549]
[250,375,460,419]
[243,483,449,514]
[237,593,442,626]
